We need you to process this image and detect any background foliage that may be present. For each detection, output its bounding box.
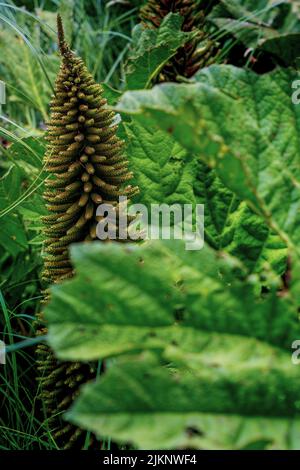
[1,0,300,450]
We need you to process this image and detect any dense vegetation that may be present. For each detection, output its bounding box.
[1,0,300,450]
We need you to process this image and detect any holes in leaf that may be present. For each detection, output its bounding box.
[185,426,204,437]
[148,331,157,338]
[174,307,186,323]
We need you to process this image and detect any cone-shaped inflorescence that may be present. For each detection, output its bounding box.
[43,15,137,281]
[140,0,218,81]
[37,15,138,448]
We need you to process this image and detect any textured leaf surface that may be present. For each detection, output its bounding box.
[46,238,300,449]
[194,162,287,274]
[46,240,299,360]
[121,116,287,274]
[123,119,197,207]
[115,65,300,258]
[67,353,300,450]
[125,13,195,89]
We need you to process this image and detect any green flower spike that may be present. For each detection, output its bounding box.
[36,14,138,448]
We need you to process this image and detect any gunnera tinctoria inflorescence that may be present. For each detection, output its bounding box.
[36,14,138,448]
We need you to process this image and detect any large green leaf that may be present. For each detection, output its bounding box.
[46,240,299,361]
[67,353,300,450]
[125,13,196,89]
[122,116,286,274]
[45,240,300,449]
[115,65,300,259]
[123,119,197,207]
[195,162,287,274]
